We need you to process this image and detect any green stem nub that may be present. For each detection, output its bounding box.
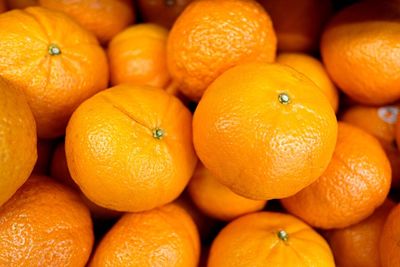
[48,44,61,56]
[277,230,289,242]
[153,128,165,140]
[278,93,290,105]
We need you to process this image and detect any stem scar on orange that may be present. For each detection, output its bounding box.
[193,62,338,200]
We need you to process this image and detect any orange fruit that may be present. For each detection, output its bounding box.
[193,63,337,200]
[0,7,109,138]
[342,104,400,188]
[66,84,197,212]
[90,203,200,266]
[277,53,339,112]
[137,0,193,29]
[259,0,332,52]
[167,0,277,100]
[6,0,37,9]
[321,0,400,105]
[208,211,335,266]
[108,23,170,88]
[326,199,395,267]
[39,0,135,43]
[282,122,391,229]
[188,164,267,221]
[0,77,37,206]
[50,141,79,189]
[32,139,54,175]
[380,203,400,267]
[0,175,93,266]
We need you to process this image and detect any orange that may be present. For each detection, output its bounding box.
[66,84,197,212]
[259,0,332,52]
[193,63,337,200]
[277,53,339,112]
[50,142,121,219]
[32,139,55,175]
[90,203,200,266]
[0,7,108,138]
[137,0,193,28]
[188,164,267,221]
[380,203,400,267]
[342,104,400,188]
[321,0,400,105]
[282,122,391,229]
[6,0,37,9]
[108,23,170,88]
[50,141,78,189]
[167,0,277,100]
[208,211,335,266]
[0,77,37,206]
[326,199,395,267]
[39,0,135,43]
[0,175,93,266]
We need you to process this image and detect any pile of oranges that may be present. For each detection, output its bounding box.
[0,0,399,266]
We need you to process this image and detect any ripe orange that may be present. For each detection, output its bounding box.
[50,141,121,219]
[342,105,400,188]
[137,0,193,28]
[6,0,37,9]
[321,0,400,105]
[0,77,37,206]
[0,7,109,138]
[167,0,277,100]
[108,23,170,88]
[259,0,332,52]
[380,203,400,267]
[282,122,391,229]
[50,141,79,189]
[277,53,339,112]
[0,175,93,266]
[327,199,395,267]
[188,164,266,221]
[66,84,197,212]
[208,211,335,266]
[90,203,200,266]
[39,0,135,43]
[193,63,337,200]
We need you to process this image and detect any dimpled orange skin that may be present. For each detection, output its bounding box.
[277,53,339,112]
[137,0,193,29]
[108,24,170,88]
[193,63,337,200]
[167,0,277,101]
[321,1,400,105]
[282,122,391,229]
[342,105,400,188]
[39,0,135,44]
[66,84,197,212]
[188,164,267,221]
[0,7,109,138]
[90,203,200,267]
[0,175,93,266]
[6,0,37,9]
[380,203,400,267]
[259,0,332,52]
[326,200,395,267]
[0,77,37,207]
[208,212,335,267]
